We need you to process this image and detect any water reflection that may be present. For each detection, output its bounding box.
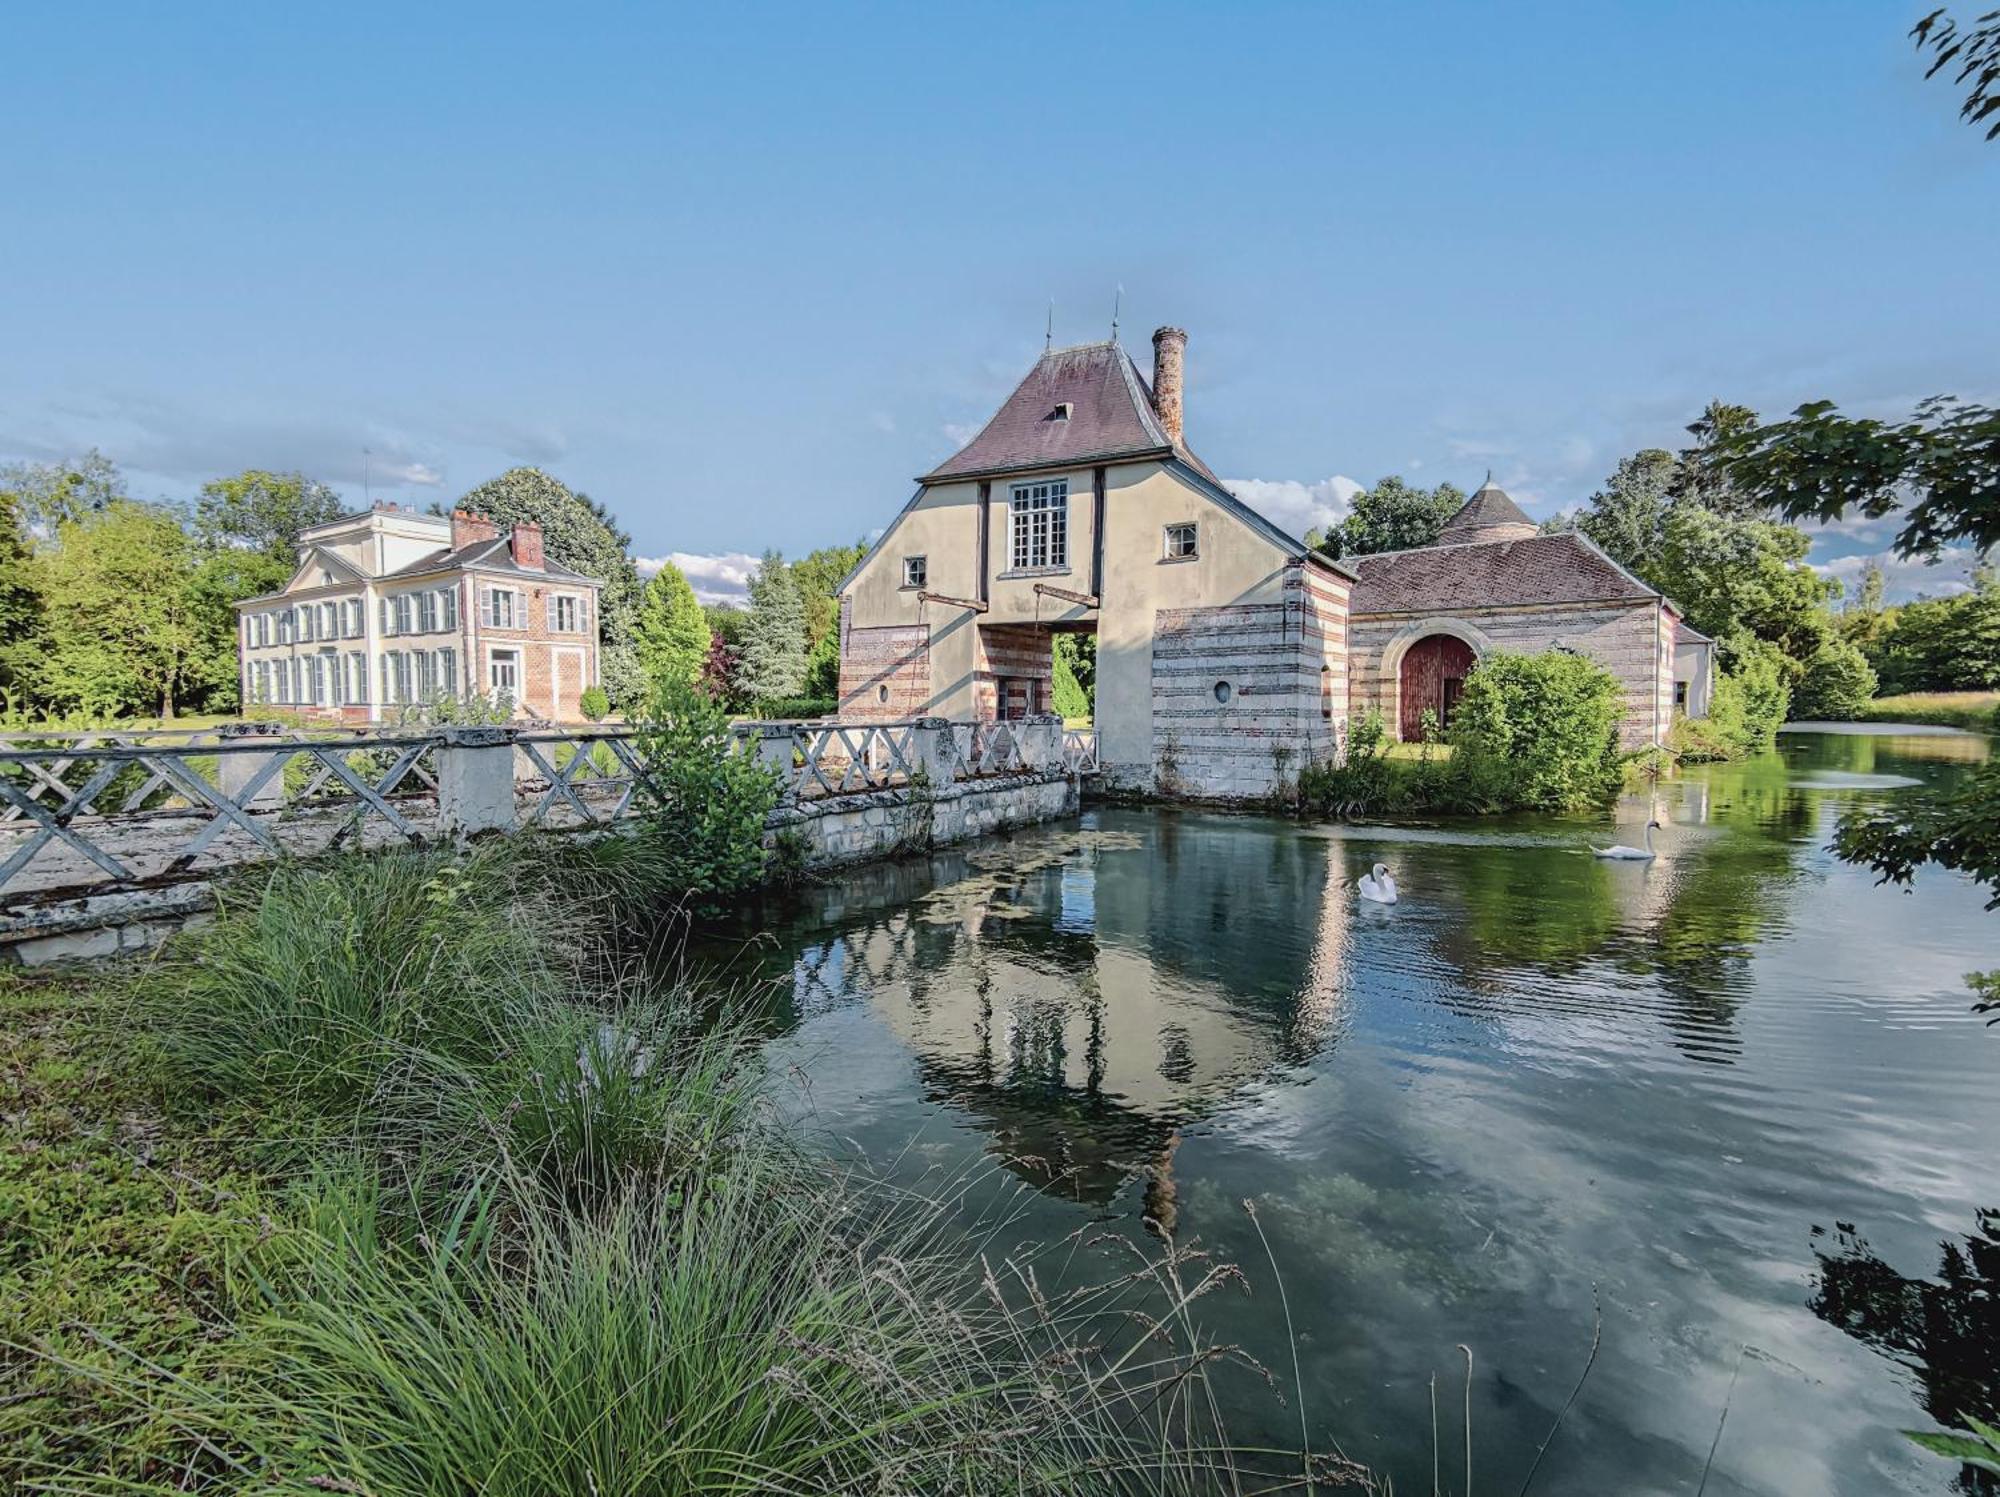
[694,726,1998,1494]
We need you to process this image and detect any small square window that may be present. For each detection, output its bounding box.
[903,556,927,589]
[1165,522,1198,560]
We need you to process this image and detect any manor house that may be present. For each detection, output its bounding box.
[234,505,605,723]
[837,325,1709,797]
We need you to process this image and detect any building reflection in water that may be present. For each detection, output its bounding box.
[757,816,1353,1218]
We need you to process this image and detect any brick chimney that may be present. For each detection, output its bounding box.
[1151,326,1187,445]
[451,509,500,550]
[510,519,545,570]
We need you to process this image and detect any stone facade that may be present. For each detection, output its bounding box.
[1347,598,1677,749]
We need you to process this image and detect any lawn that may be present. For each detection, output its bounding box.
[1857,691,1999,733]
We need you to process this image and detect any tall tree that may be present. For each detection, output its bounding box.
[36,502,204,718]
[0,450,126,536]
[790,541,867,652]
[1651,504,1836,670]
[1576,448,1678,572]
[633,561,710,691]
[1314,477,1467,559]
[736,551,808,703]
[0,491,41,706]
[448,468,647,706]
[1671,401,1764,516]
[193,469,344,566]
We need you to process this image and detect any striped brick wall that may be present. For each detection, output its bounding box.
[1348,598,1671,749]
[838,621,931,721]
[1151,562,1350,798]
[974,624,1053,720]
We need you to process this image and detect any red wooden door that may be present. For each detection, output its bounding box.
[1399,635,1477,739]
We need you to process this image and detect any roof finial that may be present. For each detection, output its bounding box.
[1046,299,1054,352]
[1483,468,1493,488]
[1111,284,1122,342]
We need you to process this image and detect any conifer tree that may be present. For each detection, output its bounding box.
[736,551,808,703]
[633,561,710,690]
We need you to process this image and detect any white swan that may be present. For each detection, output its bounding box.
[1357,863,1398,904]
[1592,820,1661,861]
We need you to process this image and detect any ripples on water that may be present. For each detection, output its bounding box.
[695,728,1998,1496]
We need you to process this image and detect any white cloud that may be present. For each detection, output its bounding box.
[1810,545,1983,603]
[1223,475,1363,541]
[635,550,761,606]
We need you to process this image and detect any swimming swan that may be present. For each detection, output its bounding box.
[1592,821,1661,861]
[1357,863,1398,903]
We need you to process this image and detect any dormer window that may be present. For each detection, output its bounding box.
[1046,402,1072,422]
[903,555,927,589]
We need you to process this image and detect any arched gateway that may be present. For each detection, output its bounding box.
[1398,633,1477,739]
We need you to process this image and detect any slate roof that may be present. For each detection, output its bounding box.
[1674,618,1713,645]
[1347,531,1659,615]
[1437,479,1537,541]
[380,534,599,584]
[922,340,1220,485]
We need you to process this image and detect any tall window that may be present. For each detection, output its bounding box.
[551,594,580,632]
[418,591,438,632]
[489,647,520,697]
[348,652,368,704]
[439,587,458,631]
[393,594,414,635]
[345,599,363,637]
[414,649,436,697]
[319,602,338,638]
[437,647,457,696]
[1009,479,1068,570]
[486,588,519,628]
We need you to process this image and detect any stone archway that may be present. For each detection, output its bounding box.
[1379,618,1493,740]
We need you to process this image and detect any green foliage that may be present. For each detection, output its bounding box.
[1790,636,1878,721]
[35,500,208,718]
[633,560,709,692]
[1906,1419,2000,1478]
[803,624,840,698]
[1300,653,1624,817]
[1448,649,1626,811]
[1724,396,2000,560]
[631,675,781,902]
[0,490,41,702]
[1858,577,2000,695]
[753,694,836,720]
[0,449,125,534]
[1312,475,1466,559]
[737,550,809,702]
[1914,5,2000,139]
[450,468,646,707]
[1675,640,1791,761]
[1052,632,1096,720]
[578,683,610,721]
[1576,448,1677,572]
[1652,504,1836,668]
[192,469,343,565]
[390,687,519,727]
[704,602,748,647]
[1835,758,2000,910]
[790,540,867,652]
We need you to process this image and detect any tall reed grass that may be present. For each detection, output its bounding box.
[38,838,1361,1494]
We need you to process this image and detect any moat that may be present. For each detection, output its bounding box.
[699,725,1998,1495]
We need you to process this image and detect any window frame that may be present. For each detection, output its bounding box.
[901,555,927,590]
[1163,522,1199,561]
[488,646,521,698]
[1006,478,1069,573]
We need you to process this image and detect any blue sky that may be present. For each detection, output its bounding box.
[2,2,1993,601]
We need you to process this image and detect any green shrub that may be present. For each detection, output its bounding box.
[1052,633,1095,720]
[752,694,837,720]
[1677,639,1791,760]
[1790,637,1878,721]
[1448,649,1625,811]
[632,675,782,903]
[578,683,609,721]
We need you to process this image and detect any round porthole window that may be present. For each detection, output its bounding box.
[1213,680,1233,704]
[877,684,890,704]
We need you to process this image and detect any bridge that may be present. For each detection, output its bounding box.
[0,715,1100,965]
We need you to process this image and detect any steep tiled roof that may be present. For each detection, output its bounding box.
[1348,531,1658,614]
[382,535,597,584]
[1674,618,1713,644]
[1437,480,1538,543]
[922,340,1220,484]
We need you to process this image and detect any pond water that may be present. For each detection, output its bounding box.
[699,727,1998,1496]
